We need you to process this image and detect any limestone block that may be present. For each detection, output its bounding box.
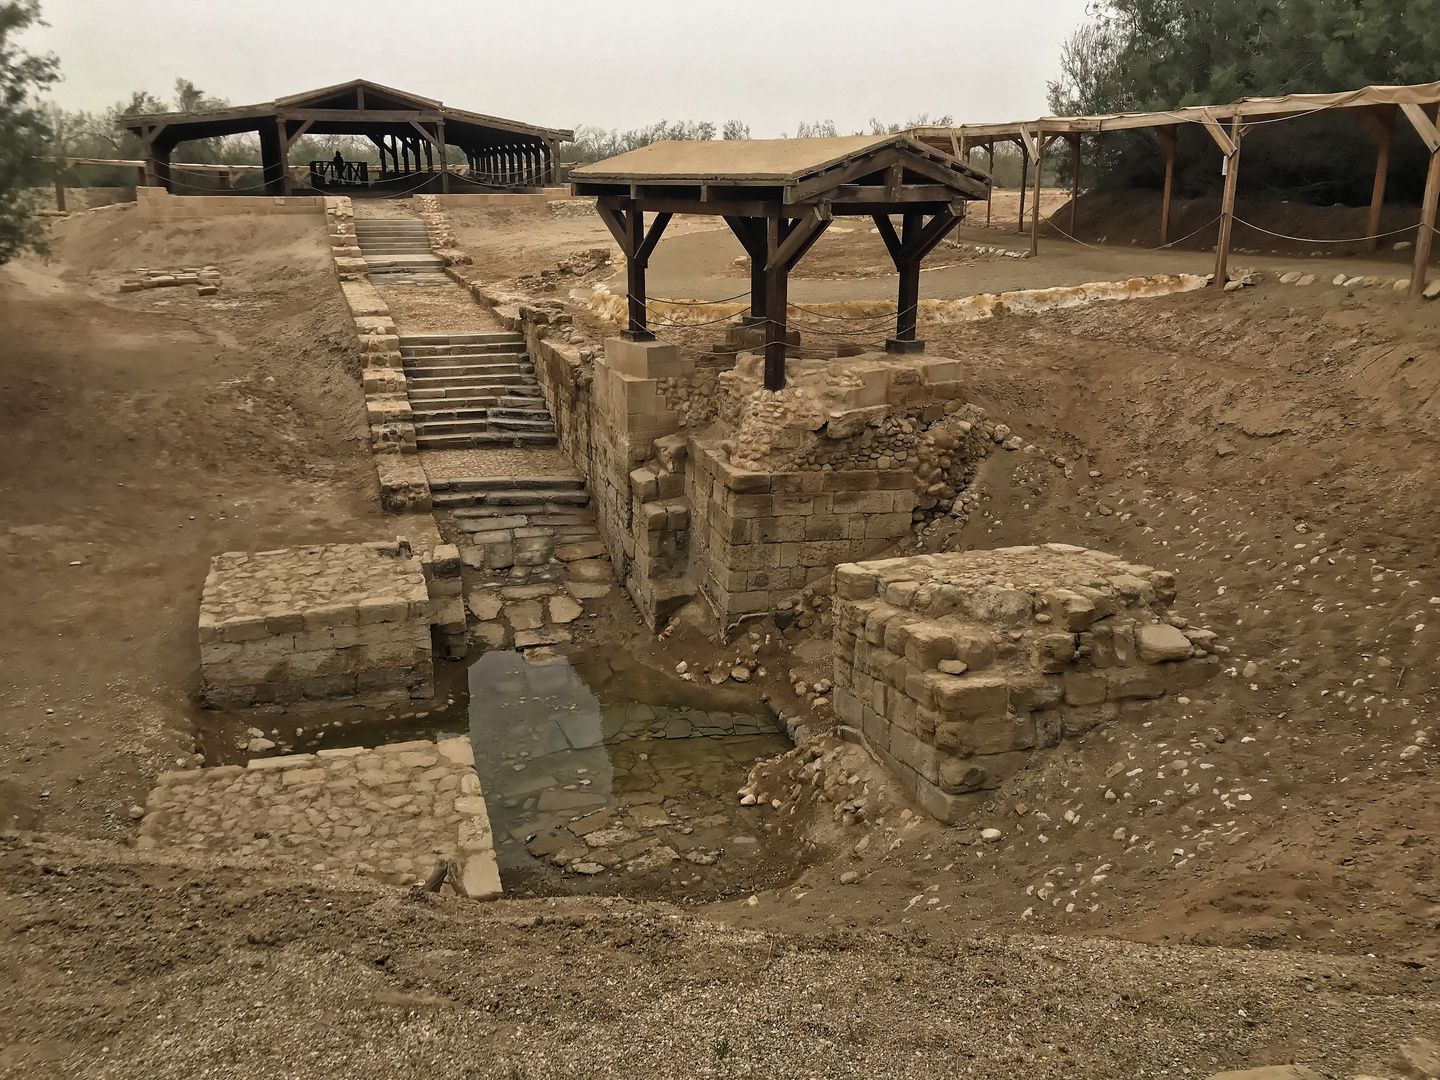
[1136,622,1193,663]
[1063,670,1107,706]
[1104,664,1167,700]
[932,674,1009,719]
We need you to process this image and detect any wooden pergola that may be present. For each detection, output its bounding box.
[910,80,1440,299]
[570,134,989,390]
[121,79,572,197]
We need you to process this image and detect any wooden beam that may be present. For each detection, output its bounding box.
[768,208,830,270]
[872,213,902,262]
[624,206,651,340]
[786,147,898,202]
[1156,125,1177,245]
[1357,105,1396,254]
[282,119,314,152]
[890,150,989,198]
[725,216,768,321]
[408,120,441,150]
[635,211,673,263]
[1016,138,1028,233]
[1214,116,1243,287]
[1401,103,1440,153]
[594,200,631,254]
[276,117,292,196]
[902,206,960,262]
[826,183,968,204]
[279,108,443,123]
[1068,133,1081,235]
[1199,109,1236,156]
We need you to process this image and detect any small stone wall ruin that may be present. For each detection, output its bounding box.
[831,545,1222,820]
[199,540,435,709]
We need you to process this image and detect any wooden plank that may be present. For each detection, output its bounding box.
[1016,124,1039,160]
[437,119,449,194]
[625,207,651,339]
[1156,125,1177,245]
[276,117,292,196]
[891,150,990,198]
[1401,103,1440,153]
[1358,105,1395,254]
[1214,116,1243,287]
[1016,139,1028,233]
[826,183,964,204]
[901,207,960,262]
[1409,147,1440,299]
[1029,134,1046,255]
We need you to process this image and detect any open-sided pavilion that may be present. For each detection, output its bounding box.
[121,79,572,197]
[909,80,1440,299]
[570,133,990,390]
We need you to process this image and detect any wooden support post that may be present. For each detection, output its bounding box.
[763,216,791,391]
[724,217,768,323]
[1411,148,1440,299]
[625,206,649,339]
[873,206,959,353]
[276,118,292,196]
[53,174,66,213]
[1403,103,1440,298]
[1209,115,1242,287]
[1358,105,1396,255]
[986,143,994,224]
[1156,125,1177,245]
[1068,133,1081,235]
[1029,134,1047,257]
[437,119,449,193]
[1016,138,1028,232]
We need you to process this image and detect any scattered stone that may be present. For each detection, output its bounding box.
[730,666,751,683]
[840,871,860,884]
[570,861,604,875]
[248,738,276,753]
[127,805,145,820]
[980,828,1003,843]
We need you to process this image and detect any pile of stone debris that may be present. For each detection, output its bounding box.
[119,266,222,295]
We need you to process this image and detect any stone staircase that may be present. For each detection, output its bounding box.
[353,218,445,276]
[401,333,558,450]
[431,476,615,650]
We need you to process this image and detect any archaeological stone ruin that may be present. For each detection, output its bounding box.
[831,545,1221,819]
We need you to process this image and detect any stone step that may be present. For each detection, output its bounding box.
[416,431,559,451]
[407,386,502,402]
[400,357,529,371]
[488,416,555,435]
[410,405,492,422]
[403,368,529,384]
[397,347,527,360]
[432,476,586,493]
[414,418,491,436]
[438,492,587,511]
[398,333,524,346]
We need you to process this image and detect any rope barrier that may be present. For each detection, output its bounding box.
[1230,216,1420,245]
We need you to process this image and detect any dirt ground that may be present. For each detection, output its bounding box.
[3,197,1440,1078]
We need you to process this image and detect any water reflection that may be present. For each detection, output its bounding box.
[467,650,791,876]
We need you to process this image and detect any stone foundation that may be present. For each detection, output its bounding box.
[199,540,435,709]
[831,545,1222,821]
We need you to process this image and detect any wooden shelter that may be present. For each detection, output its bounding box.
[570,134,989,390]
[121,79,572,197]
[909,80,1440,299]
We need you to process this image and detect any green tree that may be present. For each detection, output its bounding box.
[0,0,58,263]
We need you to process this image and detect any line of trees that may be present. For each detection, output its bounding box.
[1046,0,1440,204]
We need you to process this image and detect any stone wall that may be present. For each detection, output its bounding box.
[199,541,435,710]
[831,545,1222,821]
[136,186,326,219]
[687,443,916,625]
[324,196,431,513]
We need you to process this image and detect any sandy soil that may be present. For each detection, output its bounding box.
[0,208,404,841]
[4,198,1440,1079]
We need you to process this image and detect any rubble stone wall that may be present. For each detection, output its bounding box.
[199,541,435,710]
[136,186,326,219]
[831,545,1222,821]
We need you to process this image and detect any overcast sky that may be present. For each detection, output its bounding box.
[27,0,1090,135]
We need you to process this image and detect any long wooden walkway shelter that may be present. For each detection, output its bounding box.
[122,79,572,197]
[910,80,1440,299]
[571,133,989,389]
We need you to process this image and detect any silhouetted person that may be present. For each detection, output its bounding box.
[332,150,345,178]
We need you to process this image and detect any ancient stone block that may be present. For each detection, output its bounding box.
[1136,623,1193,663]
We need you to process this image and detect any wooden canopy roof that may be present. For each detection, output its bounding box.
[571,133,989,214]
[908,80,1440,145]
[121,78,572,153]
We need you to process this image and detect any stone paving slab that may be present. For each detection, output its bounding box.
[137,736,501,899]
